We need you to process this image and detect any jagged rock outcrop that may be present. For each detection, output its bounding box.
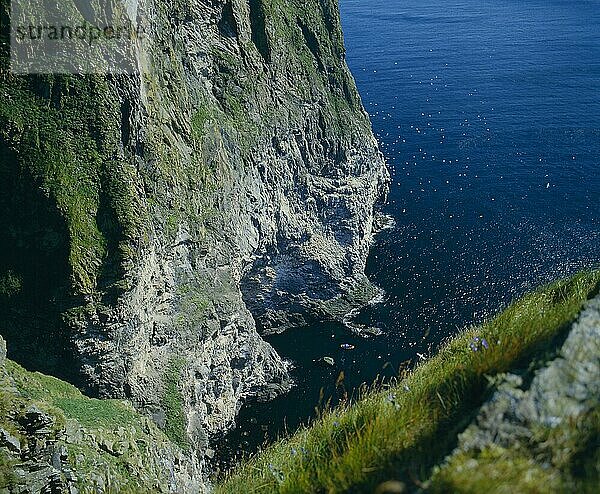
[454,295,600,450]
[430,295,600,492]
[0,0,388,477]
[0,336,202,493]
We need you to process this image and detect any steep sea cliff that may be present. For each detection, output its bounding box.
[0,0,387,490]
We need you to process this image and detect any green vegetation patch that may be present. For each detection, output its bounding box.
[0,73,145,295]
[429,445,565,494]
[53,397,139,430]
[0,450,17,490]
[216,270,600,493]
[0,350,184,492]
[5,360,138,429]
[162,356,189,450]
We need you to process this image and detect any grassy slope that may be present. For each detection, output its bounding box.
[2,360,141,430]
[216,270,600,493]
[0,356,185,492]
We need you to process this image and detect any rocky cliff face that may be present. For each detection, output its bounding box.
[0,335,202,493]
[0,0,388,475]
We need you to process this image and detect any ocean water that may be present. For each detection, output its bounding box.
[216,0,600,465]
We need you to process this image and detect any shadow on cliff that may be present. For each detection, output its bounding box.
[0,136,82,385]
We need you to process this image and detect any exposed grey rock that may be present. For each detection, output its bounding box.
[152,408,168,429]
[519,295,600,426]
[19,406,54,436]
[317,356,336,367]
[456,295,600,453]
[0,427,21,454]
[60,0,387,464]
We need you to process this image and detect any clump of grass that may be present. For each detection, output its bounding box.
[429,445,565,494]
[162,357,189,450]
[0,270,22,298]
[5,360,139,429]
[0,451,17,489]
[216,270,600,493]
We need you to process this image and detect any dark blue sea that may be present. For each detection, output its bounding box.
[217,0,600,464]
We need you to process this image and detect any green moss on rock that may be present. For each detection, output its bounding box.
[0,340,194,493]
[162,356,189,450]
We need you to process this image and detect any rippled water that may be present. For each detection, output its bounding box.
[216,0,600,466]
